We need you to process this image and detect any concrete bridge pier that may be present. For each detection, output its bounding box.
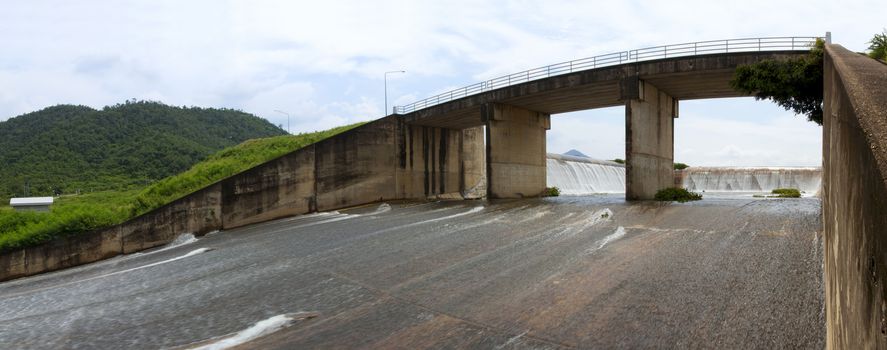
[623,78,678,200]
[395,123,486,200]
[482,103,550,198]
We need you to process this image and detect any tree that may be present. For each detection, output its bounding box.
[868,29,887,61]
[730,39,824,125]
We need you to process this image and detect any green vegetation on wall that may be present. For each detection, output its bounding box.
[0,100,286,201]
[0,122,364,252]
[730,39,825,125]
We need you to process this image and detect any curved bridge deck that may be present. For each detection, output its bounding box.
[397,37,818,129]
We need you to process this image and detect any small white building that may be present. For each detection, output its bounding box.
[10,197,54,212]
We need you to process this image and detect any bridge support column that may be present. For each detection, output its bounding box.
[483,103,550,198]
[624,79,678,200]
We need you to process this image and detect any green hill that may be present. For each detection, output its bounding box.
[0,100,286,199]
[0,122,364,252]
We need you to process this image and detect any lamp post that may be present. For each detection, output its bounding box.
[273,109,290,134]
[385,70,405,115]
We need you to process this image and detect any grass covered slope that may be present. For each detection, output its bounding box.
[0,122,364,252]
[0,191,136,251]
[132,123,365,214]
[0,101,286,199]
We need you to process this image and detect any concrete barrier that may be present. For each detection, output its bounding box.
[823,44,887,349]
[0,116,484,281]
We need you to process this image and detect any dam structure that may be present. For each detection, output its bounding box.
[680,166,822,193]
[2,37,887,349]
[546,153,625,194]
[395,37,820,200]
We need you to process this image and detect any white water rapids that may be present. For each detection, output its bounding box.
[545,153,822,195]
[546,154,625,195]
[681,167,822,193]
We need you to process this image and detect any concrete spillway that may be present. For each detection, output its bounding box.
[0,198,824,348]
[546,154,625,194]
[681,167,822,193]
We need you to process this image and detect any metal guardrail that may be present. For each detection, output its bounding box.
[393,36,821,115]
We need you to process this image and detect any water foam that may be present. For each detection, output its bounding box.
[136,233,198,256]
[595,226,627,250]
[371,203,392,214]
[681,167,821,193]
[547,157,625,195]
[190,312,318,350]
[87,248,212,281]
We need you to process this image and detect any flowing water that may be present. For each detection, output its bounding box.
[546,154,625,194]
[546,154,822,196]
[681,167,822,193]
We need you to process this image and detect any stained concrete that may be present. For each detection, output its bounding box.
[395,123,484,200]
[822,44,887,349]
[625,80,677,200]
[483,103,550,198]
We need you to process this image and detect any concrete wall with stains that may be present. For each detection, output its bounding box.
[0,116,485,281]
[823,44,887,349]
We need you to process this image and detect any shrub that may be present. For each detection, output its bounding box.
[654,187,702,202]
[611,159,625,164]
[869,29,887,61]
[674,163,689,170]
[771,188,801,198]
[544,187,561,197]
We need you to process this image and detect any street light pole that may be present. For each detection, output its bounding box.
[384,70,405,115]
[273,109,290,134]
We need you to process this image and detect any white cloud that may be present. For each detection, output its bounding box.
[0,0,877,165]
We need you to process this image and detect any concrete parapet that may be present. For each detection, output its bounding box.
[483,103,550,198]
[625,80,677,200]
[822,44,887,349]
[120,183,223,253]
[221,146,316,229]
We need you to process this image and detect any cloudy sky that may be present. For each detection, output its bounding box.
[1,1,881,166]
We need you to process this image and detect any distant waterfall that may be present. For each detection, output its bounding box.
[546,154,625,194]
[681,167,822,193]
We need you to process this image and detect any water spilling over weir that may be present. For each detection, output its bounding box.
[546,154,625,194]
[545,154,822,195]
[680,167,822,193]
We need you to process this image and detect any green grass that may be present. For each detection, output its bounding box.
[0,122,365,252]
[0,190,137,252]
[543,187,561,197]
[131,123,364,215]
[654,187,702,203]
[771,188,801,198]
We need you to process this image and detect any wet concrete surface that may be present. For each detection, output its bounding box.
[0,195,824,349]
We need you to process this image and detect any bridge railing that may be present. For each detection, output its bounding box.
[393,36,821,115]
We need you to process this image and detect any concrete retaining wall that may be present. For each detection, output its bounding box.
[0,116,484,281]
[823,44,887,349]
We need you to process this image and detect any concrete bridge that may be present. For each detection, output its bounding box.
[394,37,819,199]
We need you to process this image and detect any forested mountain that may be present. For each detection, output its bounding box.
[0,101,286,198]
